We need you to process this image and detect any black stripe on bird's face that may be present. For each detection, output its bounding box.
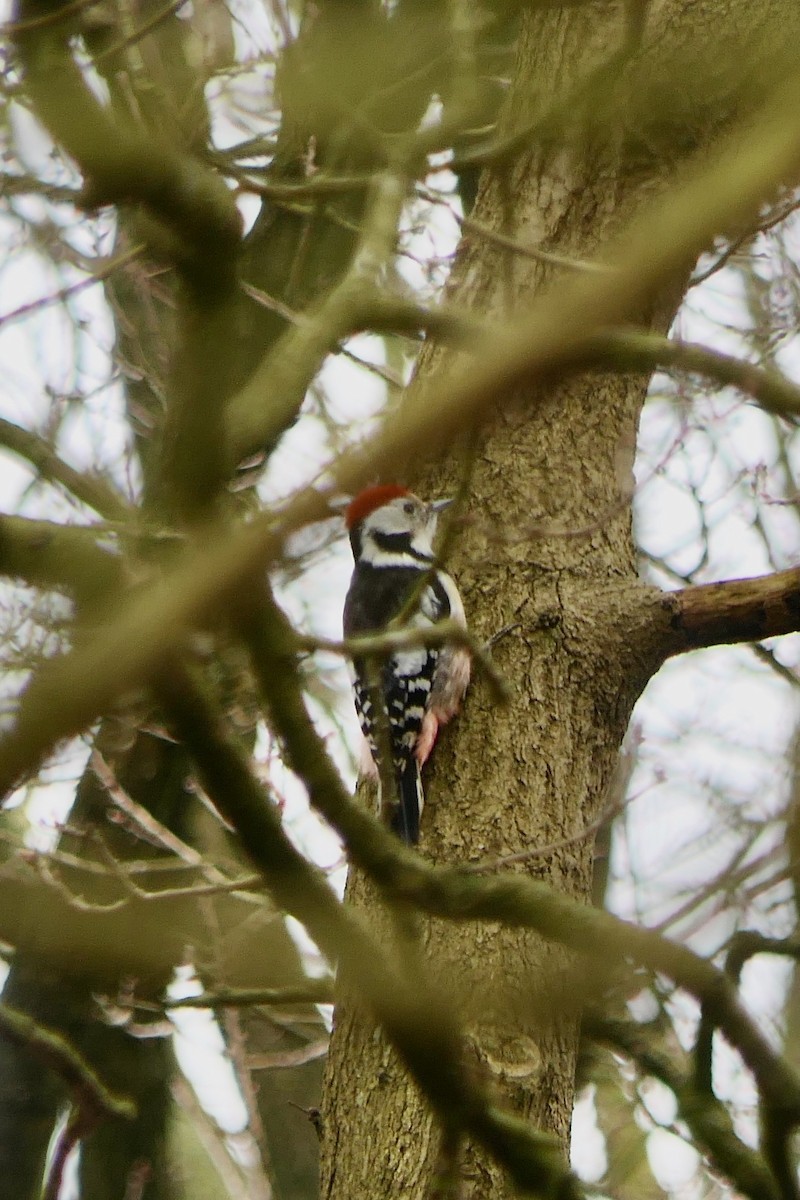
[371,530,434,563]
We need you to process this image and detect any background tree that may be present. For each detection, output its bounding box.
[2,1,800,1199]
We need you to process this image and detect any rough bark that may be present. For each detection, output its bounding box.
[320,3,800,1197]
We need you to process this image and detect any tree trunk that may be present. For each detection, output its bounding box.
[320,3,800,1196]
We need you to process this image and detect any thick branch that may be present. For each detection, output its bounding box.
[581,330,800,419]
[0,419,131,521]
[0,514,125,599]
[320,299,800,424]
[0,1002,135,1200]
[656,566,800,658]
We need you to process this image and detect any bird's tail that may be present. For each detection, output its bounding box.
[391,761,423,844]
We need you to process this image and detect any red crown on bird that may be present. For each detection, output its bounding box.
[345,484,410,530]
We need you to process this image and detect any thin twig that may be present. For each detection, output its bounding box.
[91,751,206,865]
[296,621,512,704]
[2,0,104,33]
[247,1038,329,1071]
[90,0,187,62]
[461,799,624,874]
[159,981,334,1009]
[421,187,610,276]
[0,245,144,332]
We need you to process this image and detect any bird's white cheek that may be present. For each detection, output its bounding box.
[410,529,435,557]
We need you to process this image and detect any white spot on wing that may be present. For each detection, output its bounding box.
[394,648,428,677]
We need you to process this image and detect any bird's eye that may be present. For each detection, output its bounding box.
[403,501,415,514]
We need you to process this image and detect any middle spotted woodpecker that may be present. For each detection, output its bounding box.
[343,484,470,844]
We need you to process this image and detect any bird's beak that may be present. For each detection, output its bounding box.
[428,498,453,515]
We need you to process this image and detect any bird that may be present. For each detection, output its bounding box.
[343,483,470,843]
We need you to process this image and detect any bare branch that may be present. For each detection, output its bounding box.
[0,245,144,339]
[239,590,800,1132]
[0,513,125,598]
[2,0,102,33]
[247,1040,329,1071]
[226,164,413,460]
[298,620,511,704]
[694,931,800,1200]
[580,330,800,419]
[227,70,800,472]
[0,418,132,521]
[159,982,334,1009]
[0,1004,135,1119]
[436,197,611,276]
[657,566,800,658]
[13,0,245,521]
